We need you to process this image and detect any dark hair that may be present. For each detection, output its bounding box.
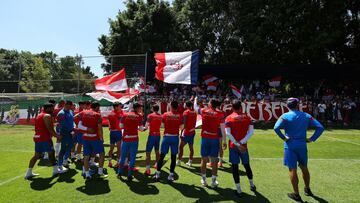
[59,100,65,104]
[48,99,56,104]
[133,102,142,110]
[113,102,121,109]
[91,101,100,109]
[232,99,241,111]
[152,105,159,112]
[78,101,85,105]
[287,98,299,109]
[85,101,91,105]
[210,99,219,108]
[186,101,193,108]
[170,101,178,110]
[43,103,54,111]
[65,100,73,106]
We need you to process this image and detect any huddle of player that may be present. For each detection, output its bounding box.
[25,97,324,201]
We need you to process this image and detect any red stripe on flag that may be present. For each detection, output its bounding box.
[155,53,165,81]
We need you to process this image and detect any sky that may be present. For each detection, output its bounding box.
[0,0,126,77]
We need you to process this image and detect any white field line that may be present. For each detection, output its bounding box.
[0,167,45,187]
[324,136,360,146]
[1,149,33,153]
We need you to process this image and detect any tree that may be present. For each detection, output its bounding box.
[19,56,52,93]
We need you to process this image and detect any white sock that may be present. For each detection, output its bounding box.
[212,175,217,182]
[249,179,254,187]
[76,154,81,160]
[82,166,85,173]
[53,166,58,173]
[146,165,150,170]
[90,157,95,163]
[71,152,75,158]
[201,174,206,180]
[55,143,60,155]
[98,168,103,175]
[85,171,90,177]
[124,158,129,166]
[108,157,112,161]
[169,172,174,176]
[188,159,192,163]
[26,168,33,175]
[63,160,68,165]
[236,183,242,193]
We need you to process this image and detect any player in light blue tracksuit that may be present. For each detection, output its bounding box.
[274,98,324,203]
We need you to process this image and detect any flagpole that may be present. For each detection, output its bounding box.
[143,52,148,119]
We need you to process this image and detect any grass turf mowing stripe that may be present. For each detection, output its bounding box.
[324,136,360,146]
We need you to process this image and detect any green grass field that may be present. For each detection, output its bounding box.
[0,125,359,203]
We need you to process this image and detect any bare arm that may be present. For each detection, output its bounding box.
[43,114,60,139]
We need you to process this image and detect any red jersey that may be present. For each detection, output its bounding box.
[73,108,83,126]
[54,107,63,120]
[147,112,162,136]
[79,110,102,141]
[33,113,52,142]
[121,112,143,142]
[108,109,123,131]
[163,111,183,135]
[183,109,197,135]
[161,102,168,114]
[225,112,252,149]
[200,108,225,139]
[178,102,185,114]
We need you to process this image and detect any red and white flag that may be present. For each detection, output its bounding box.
[207,82,218,91]
[95,69,128,91]
[86,88,139,104]
[155,50,199,85]
[230,84,242,98]
[268,76,282,87]
[202,74,218,85]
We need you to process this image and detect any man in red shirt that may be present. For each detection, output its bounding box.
[194,97,227,188]
[225,99,256,197]
[107,102,123,168]
[144,105,162,175]
[154,101,184,182]
[177,101,197,167]
[54,100,65,157]
[78,102,107,180]
[117,103,145,181]
[25,103,62,179]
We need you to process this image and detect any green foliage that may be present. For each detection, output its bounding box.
[19,56,52,93]
[99,0,359,71]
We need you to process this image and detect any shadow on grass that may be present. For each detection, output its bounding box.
[57,168,78,183]
[309,195,329,203]
[30,176,57,191]
[179,163,247,177]
[158,170,271,202]
[76,179,111,195]
[117,172,159,195]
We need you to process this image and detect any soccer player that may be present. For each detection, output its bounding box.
[56,100,75,172]
[216,103,226,167]
[117,103,145,181]
[153,101,184,182]
[73,101,86,161]
[54,100,65,157]
[225,99,256,197]
[25,103,61,179]
[78,102,108,180]
[274,98,324,202]
[194,97,227,188]
[144,105,162,175]
[107,102,123,168]
[177,101,197,167]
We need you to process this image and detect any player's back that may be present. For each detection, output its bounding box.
[201,108,223,138]
[281,110,312,145]
[80,110,101,135]
[122,112,142,136]
[183,109,197,134]
[108,110,122,131]
[226,112,251,140]
[148,112,162,135]
[163,111,182,135]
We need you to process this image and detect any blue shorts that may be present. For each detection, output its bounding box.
[201,137,220,157]
[110,131,122,145]
[35,140,54,153]
[284,147,308,169]
[75,133,83,144]
[83,140,105,156]
[229,148,250,165]
[160,136,179,155]
[181,134,195,145]
[146,135,160,153]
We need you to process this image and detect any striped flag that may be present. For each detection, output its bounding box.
[230,84,242,98]
[95,69,128,91]
[268,76,282,87]
[155,50,199,85]
[202,74,218,85]
[207,82,218,91]
[86,88,139,104]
